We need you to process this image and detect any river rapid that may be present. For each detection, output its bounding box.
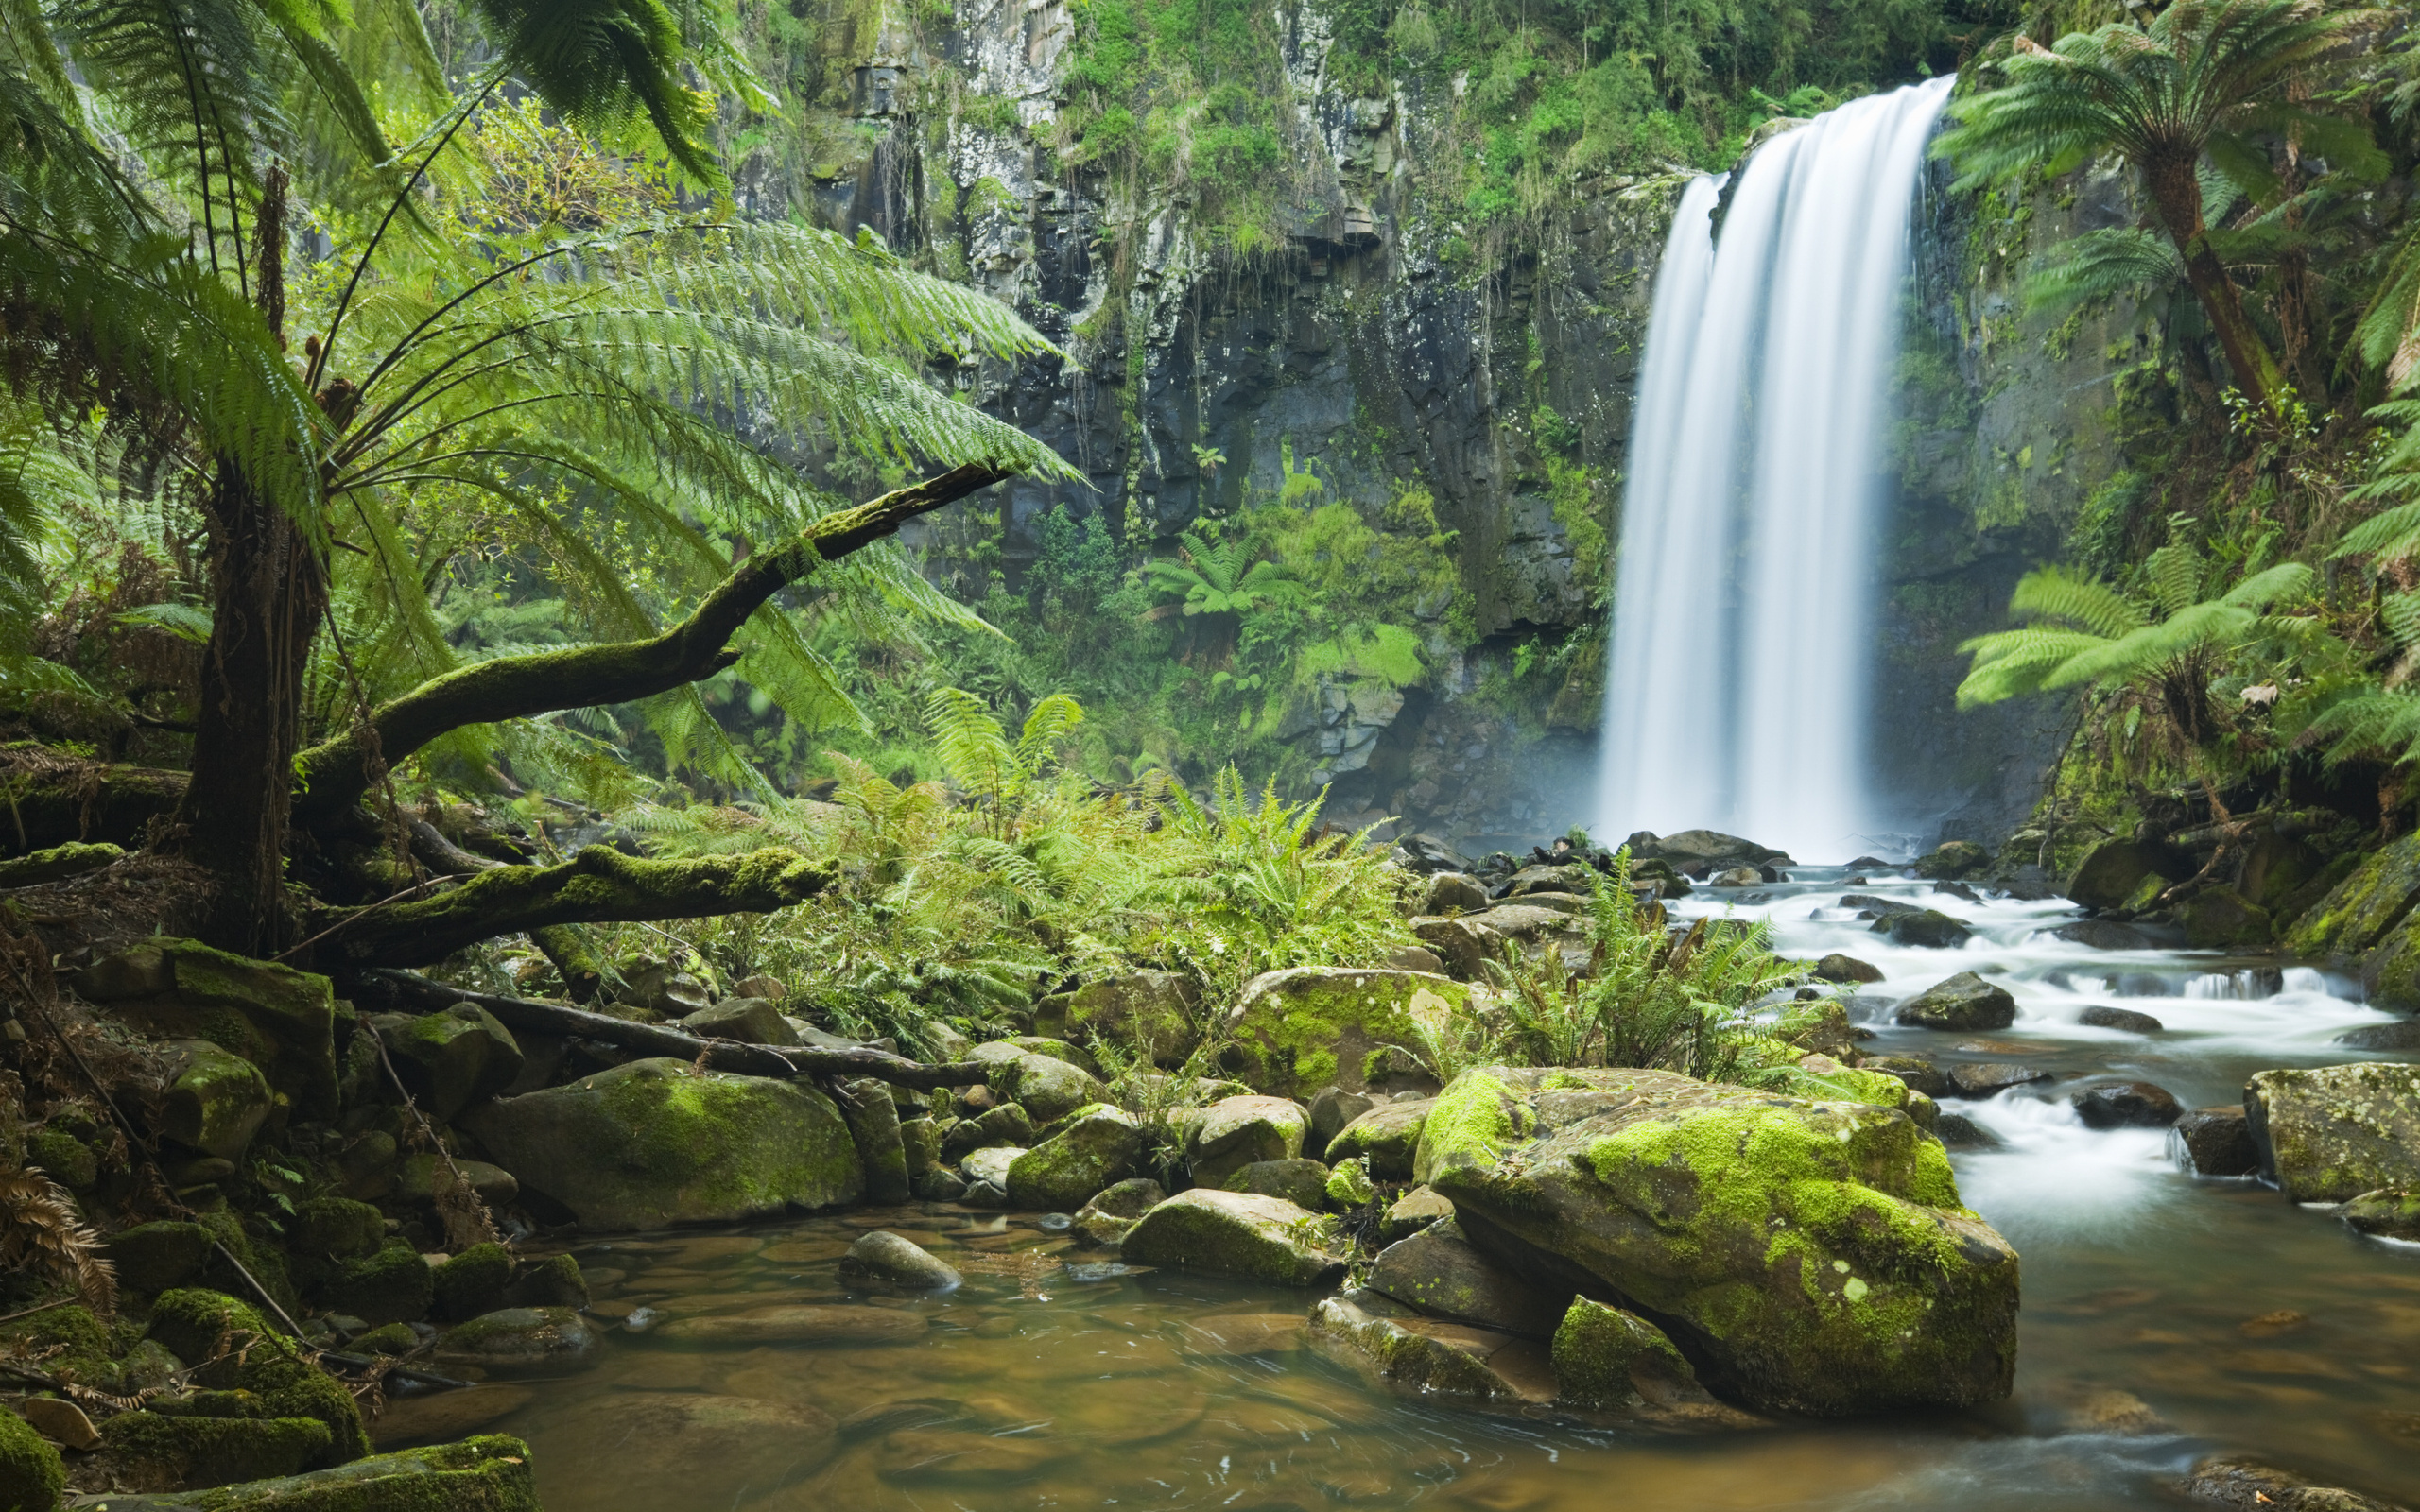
[375,868,2420,1511]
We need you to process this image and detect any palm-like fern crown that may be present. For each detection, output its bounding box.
[1958,517,2313,709]
[1936,0,2379,187]
[1143,531,1298,617]
[0,0,1075,788]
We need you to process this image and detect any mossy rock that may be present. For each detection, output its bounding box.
[320,1244,433,1329]
[1772,1000,1853,1057]
[2342,1186,2420,1241]
[76,940,339,1118]
[370,1006,522,1122]
[2360,917,2420,1012]
[350,1323,416,1356]
[0,1405,63,1512]
[0,1302,124,1395]
[147,1291,369,1465]
[1184,1095,1309,1187]
[2244,1063,2420,1202]
[966,1043,1104,1125]
[289,1200,385,1263]
[1367,1216,1564,1337]
[1220,968,1469,1099]
[1417,1066,2020,1417]
[97,1410,332,1491]
[1910,841,1988,880]
[107,1221,216,1295]
[461,1058,862,1230]
[1223,1158,1330,1211]
[1322,1097,1431,1178]
[2283,829,2420,960]
[1550,1297,1705,1410]
[1306,1292,1545,1401]
[0,839,121,888]
[26,1125,98,1191]
[430,1245,513,1322]
[196,1212,301,1320]
[103,1434,538,1512]
[501,1253,587,1310]
[160,1040,275,1160]
[2181,887,2270,950]
[1005,1105,1145,1211]
[831,1077,910,1206]
[2064,837,2184,912]
[433,1309,596,1379]
[1120,1190,1348,1286]
[1064,971,1201,1067]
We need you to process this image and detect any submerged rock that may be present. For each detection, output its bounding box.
[433,1308,597,1378]
[2178,1454,2410,1512]
[2079,1005,2164,1033]
[1947,1062,2048,1097]
[651,1306,927,1346]
[2244,1063,2420,1202]
[838,1230,961,1290]
[463,1058,862,1229]
[1120,1190,1349,1285]
[529,1394,837,1510]
[1221,968,1470,1098]
[1894,972,2016,1031]
[1307,1292,1552,1402]
[2054,919,2152,951]
[1414,1065,2020,1416]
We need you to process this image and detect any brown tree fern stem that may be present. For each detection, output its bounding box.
[2144,153,2287,416]
[173,467,327,954]
[291,462,1012,826]
[320,845,837,969]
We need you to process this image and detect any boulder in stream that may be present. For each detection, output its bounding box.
[1367,1217,1564,1337]
[2182,888,2272,950]
[1323,1097,1431,1177]
[2053,920,2153,951]
[2335,1018,2420,1051]
[1072,1177,1166,1246]
[2170,1107,2260,1177]
[2073,1081,2183,1128]
[1184,1094,1309,1186]
[1946,1061,2048,1097]
[1414,1065,2019,1416]
[433,1308,597,1378]
[1871,909,1973,949]
[2079,1005,2164,1033]
[838,1230,961,1290]
[1910,841,1988,880]
[2341,1187,2420,1242]
[1551,1297,1753,1427]
[1120,1189,1349,1285]
[1893,972,2016,1031]
[1007,1105,1145,1211]
[2065,837,2187,913]
[2179,1455,2411,1512]
[462,1058,862,1229]
[1812,953,1884,984]
[1307,1291,1551,1402]
[2244,1063,2420,1202]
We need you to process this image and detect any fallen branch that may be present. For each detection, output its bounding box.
[363,970,992,1090]
[319,845,837,968]
[292,462,1012,824]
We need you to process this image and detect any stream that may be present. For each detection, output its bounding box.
[374,869,2420,1510]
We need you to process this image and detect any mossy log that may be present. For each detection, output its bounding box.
[363,969,992,1090]
[290,462,1011,826]
[405,816,601,1001]
[319,845,836,968]
[0,755,186,856]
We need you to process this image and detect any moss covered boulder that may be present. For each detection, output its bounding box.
[2358,916,2420,1012]
[1006,1105,1144,1211]
[2065,836,2187,912]
[1307,1291,1552,1402]
[160,1040,275,1160]
[967,1042,1105,1125]
[2284,829,2420,960]
[1072,1178,1164,1246]
[1414,1066,2020,1417]
[1322,1097,1431,1177]
[0,1405,62,1512]
[107,1220,216,1294]
[1184,1095,1309,1186]
[431,1244,514,1321]
[76,939,339,1117]
[320,1243,433,1328]
[2342,1186,2420,1241]
[147,1291,368,1465]
[1367,1217,1564,1337]
[2181,887,2272,950]
[462,1057,861,1229]
[96,1410,333,1492]
[1893,972,2016,1031]
[1063,971,1201,1065]
[370,1005,522,1122]
[433,1308,597,1378]
[831,1076,911,1206]
[111,1434,538,1512]
[2243,1063,2420,1202]
[1221,968,1470,1098]
[1550,1297,1753,1427]
[1120,1189,1349,1285]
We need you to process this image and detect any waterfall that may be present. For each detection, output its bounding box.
[1595,78,1952,862]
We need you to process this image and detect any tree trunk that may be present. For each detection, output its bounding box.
[2144,154,2286,417]
[171,468,324,954]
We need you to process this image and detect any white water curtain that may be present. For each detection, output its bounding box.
[1596,77,1951,861]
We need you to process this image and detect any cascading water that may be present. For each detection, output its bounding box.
[1597,77,1952,861]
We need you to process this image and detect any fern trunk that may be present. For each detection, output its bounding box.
[172,468,327,954]
[2144,152,2287,416]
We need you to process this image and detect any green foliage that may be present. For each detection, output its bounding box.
[1489,854,1805,1084]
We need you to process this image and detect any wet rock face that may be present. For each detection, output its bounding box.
[2170,1106,2260,1177]
[2244,1064,2420,1203]
[1120,1189,1350,1286]
[1894,972,2018,1031]
[2072,1081,2183,1128]
[1414,1066,2020,1416]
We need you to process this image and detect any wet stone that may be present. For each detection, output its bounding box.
[2073,1081,2184,1128]
[1947,1061,2049,1097]
[1861,1055,1948,1099]
[1932,1113,2000,1150]
[2342,1187,2420,1241]
[2054,919,2153,951]
[1896,971,2017,1030]
[2336,1018,2420,1051]
[2080,1005,2165,1033]
[838,1230,961,1291]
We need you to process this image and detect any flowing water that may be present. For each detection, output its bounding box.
[1597,78,1953,859]
[375,872,2420,1510]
